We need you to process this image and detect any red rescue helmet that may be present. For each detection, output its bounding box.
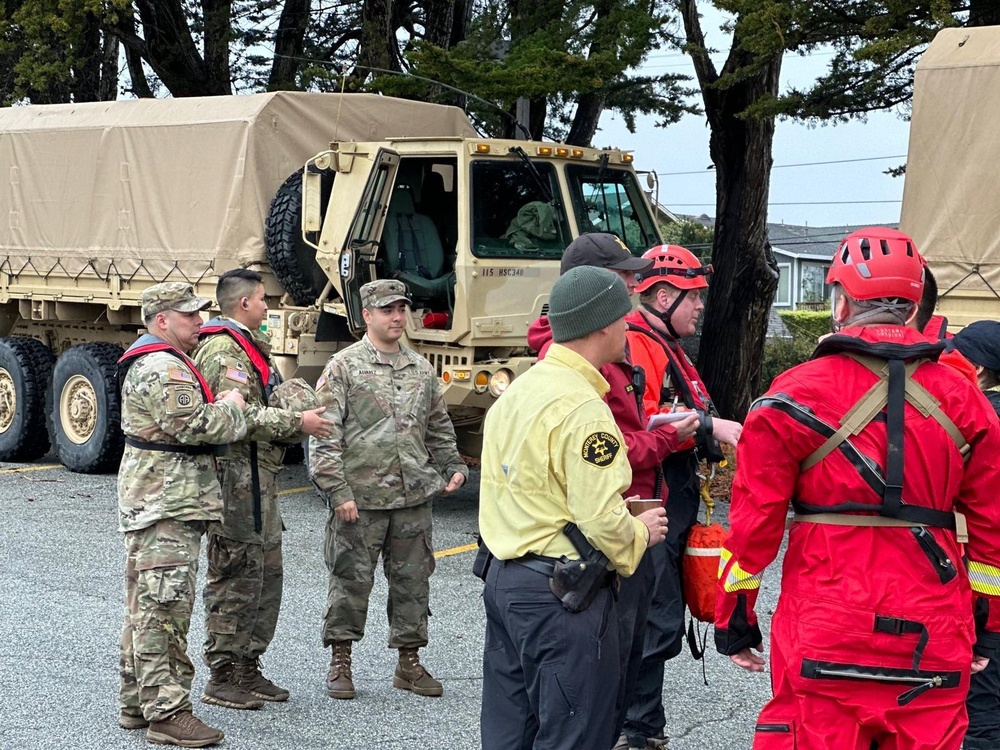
[826,227,925,303]
[635,245,712,294]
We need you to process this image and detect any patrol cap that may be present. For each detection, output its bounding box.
[361,279,412,309]
[549,266,631,343]
[141,282,212,320]
[953,320,1000,373]
[268,377,321,412]
[560,233,652,275]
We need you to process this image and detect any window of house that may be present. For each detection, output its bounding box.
[800,262,830,304]
[775,263,792,306]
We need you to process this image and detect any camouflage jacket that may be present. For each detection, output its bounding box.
[309,335,467,510]
[118,348,247,533]
[192,317,304,475]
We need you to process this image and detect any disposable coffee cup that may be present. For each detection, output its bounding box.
[629,499,662,516]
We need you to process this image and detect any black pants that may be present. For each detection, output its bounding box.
[612,551,655,741]
[966,654,1000,749]
[480,559,620,750]
[624,453,700,746]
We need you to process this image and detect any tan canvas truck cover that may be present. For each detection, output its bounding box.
[0,92,476,299]
[900,27,1000,311]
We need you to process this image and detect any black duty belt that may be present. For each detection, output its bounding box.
[510,553,559,578]
[124,436,215,455]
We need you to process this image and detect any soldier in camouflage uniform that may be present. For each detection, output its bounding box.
[117,282,249,748]
[193,268,333,709]
[310,279,468,700]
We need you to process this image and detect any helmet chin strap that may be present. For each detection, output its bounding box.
[642,288,687,339]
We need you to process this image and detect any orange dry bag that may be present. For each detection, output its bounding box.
[683,521,726,623]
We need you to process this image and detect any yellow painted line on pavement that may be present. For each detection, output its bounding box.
[277,485,477,559]
[435,542,478,559]
[0,464,61,475]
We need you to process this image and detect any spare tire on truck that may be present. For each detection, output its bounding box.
[266,167,334,306]
[0,336,55,462]
[47,342,125,473]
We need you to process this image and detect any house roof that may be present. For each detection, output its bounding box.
[673,215,899,260]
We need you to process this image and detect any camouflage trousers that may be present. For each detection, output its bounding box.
[322,501,435,649]
[202,535,283,667]
[203,460,283,667]
[119,518,206,722]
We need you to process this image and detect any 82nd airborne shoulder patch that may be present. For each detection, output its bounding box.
[582,432,621,468]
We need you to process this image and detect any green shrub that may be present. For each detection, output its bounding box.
[777,309,830,342]
[759,336,816,393]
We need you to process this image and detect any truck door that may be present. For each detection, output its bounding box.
[340,148,400,333]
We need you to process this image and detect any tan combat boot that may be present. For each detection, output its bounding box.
[393,647,443,697]
[234,658,290,702]
[146,710,224,748]
[200,661,266,710]
[326,641,356,699]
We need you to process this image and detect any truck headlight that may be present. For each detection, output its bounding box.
[488,369,513,397]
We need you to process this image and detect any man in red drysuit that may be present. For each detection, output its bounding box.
[621,245,741,749]
[716,226,1000,750]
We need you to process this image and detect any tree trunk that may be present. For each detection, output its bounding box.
[423,0,455,48]
[354,0,400,84]
[268,0,310,91]
[114,6,154,98]
[99,27,120,101]
[202,0,232,92]
[567,91,603,146]
[71,11,102,102]
[132,0,229,96]
[451,0,473,47]
[682,0,781,420]
[969,0,1000,26]
[566,0,612,146]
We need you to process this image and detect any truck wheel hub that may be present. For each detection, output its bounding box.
[60,374,97,444]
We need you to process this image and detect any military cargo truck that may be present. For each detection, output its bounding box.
[0,92,662,471]
[900,27,1000,329]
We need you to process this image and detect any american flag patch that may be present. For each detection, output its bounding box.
[225,367,248,384]
[167,368,193,383]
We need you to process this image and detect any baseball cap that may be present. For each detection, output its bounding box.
[360,279,412,308]
[141,282,212,319]
[560,233,653,275]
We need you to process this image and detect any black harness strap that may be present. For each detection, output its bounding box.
[883,358,906,517]
[124,436,215,455]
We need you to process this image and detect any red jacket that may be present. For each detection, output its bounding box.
[716,324,1000,667]
[623,309,708,453]
[529,315,681,500]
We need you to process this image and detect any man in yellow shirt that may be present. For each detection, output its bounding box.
[479,266,669,750]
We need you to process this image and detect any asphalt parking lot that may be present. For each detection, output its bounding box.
[0,455,776,749]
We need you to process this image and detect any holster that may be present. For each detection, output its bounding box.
[549,523,616,613]
[473,536,494,582]
[549,558,612,613]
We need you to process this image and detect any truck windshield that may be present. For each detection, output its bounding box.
[470,160,570,258]
[565,165,660,253]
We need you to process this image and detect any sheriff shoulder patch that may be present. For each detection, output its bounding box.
[167,368,193,383]
[225,367,249,384]
[582,431,621,468]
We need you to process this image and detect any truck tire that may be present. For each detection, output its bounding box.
[0,336,55,462]
[48,342,125,473]
[266,167,334,306]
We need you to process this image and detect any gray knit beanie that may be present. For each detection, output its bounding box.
[549,266,632,343]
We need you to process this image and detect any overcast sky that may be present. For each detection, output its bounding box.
[595,13,913,230]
